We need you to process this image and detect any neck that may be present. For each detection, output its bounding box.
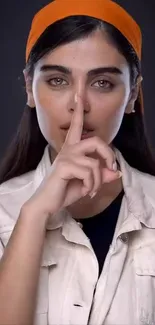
[67,177,123,220]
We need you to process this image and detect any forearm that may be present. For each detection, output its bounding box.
[0,206,47,325]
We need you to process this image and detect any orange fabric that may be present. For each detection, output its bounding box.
[25,0,143,112]
[26,0,142,61]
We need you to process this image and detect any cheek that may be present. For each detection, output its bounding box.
[101,87,128,114]
[93,88,128,143]
[32,82,64,149]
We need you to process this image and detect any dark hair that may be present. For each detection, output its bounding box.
[0,14,155,184]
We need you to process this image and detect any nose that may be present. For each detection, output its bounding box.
[68,93,90,113]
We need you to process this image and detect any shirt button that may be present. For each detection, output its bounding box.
[119,233,128,243]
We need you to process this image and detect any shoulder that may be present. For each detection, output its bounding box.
[0,145,51,232]
[0,171,35,231]
[115,148,155,207]
[135,168,155,207]
[0,171,34,195]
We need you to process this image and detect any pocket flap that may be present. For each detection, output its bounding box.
[134,244,155,276]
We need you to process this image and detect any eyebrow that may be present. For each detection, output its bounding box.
[40,64,122,76]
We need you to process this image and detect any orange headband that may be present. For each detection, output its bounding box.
[25,0,143,112]
[26,0,142,62]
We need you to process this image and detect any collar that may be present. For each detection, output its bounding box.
[114,148,155,229]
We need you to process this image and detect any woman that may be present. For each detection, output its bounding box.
[0,0,155,324]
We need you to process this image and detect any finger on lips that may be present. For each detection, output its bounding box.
[64,95,84,145]
[62,94,122,199]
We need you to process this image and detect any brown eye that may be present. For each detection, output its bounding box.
[92,79,114,90]
[47,78,68,86]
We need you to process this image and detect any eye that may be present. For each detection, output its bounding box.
[47,77,68,86]
[92,79,114,90]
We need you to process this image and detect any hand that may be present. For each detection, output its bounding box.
[25,96,121,219]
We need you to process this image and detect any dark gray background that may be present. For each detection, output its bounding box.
[0,0,155,158]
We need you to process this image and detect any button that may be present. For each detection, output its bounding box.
[119,233,128,243]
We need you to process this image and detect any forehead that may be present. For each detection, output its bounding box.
[36,29,128,73]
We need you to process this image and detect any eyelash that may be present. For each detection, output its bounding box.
[46,77,114,90]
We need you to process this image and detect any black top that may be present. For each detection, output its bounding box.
[79,190,124,277]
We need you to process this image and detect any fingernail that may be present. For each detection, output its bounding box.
[90,191,97,199]
[112,162,117,171]
[117,171,123,178]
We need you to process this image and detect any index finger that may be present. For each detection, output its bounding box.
[64,94,84,145]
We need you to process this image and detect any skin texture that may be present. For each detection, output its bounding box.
[24,28,140,218]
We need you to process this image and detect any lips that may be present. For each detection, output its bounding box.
[60,122,94,132]
[61,128,93,141]
[81,130,93,139]
[81,129,92,134]
[62,127,92,131]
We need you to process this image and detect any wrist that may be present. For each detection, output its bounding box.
[20,203,50,230]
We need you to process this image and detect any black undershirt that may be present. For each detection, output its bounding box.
[78,190,124,276]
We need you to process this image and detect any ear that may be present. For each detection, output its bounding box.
[125,76,143,114]
[23,69,35,108]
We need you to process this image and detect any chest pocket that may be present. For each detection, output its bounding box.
[134,243,155,325]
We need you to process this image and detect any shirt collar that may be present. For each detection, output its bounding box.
[114,148,155,229]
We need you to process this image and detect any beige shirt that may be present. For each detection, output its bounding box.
[0,145,155,325]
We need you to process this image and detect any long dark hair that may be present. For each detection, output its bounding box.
[0,15,155,184]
